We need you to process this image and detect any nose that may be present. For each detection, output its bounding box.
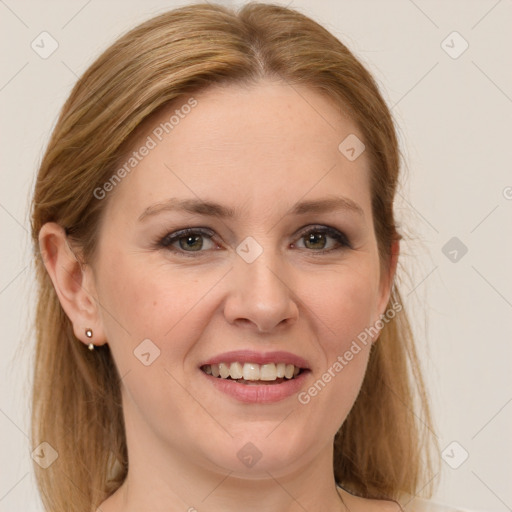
[223,250,299,333]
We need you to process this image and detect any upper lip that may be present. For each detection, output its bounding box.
[199,350,311,370]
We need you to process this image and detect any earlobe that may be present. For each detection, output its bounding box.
[38,222,107,347]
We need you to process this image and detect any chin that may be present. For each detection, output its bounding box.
[198,433,313,478]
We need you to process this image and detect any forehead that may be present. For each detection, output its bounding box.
[104,80,371,220]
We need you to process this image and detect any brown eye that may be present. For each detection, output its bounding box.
[303,231,328,250]
[294,226,351,252]
[177,234,204,251]
[159,228,217,255]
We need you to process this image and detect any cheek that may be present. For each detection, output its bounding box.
[95,251,222,366]
[264,269,380,453]
[312,266,380,349]
[94,253,209,421]
[97,249,381,373]
[301,268,378,408]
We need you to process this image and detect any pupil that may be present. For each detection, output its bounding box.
[305,232,325,250]
[180,235,202,251]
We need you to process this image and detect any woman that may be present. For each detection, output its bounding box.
[30,2,455,511]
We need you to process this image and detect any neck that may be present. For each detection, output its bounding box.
[99,406,347,512]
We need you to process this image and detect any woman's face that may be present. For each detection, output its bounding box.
[91,80,395,479]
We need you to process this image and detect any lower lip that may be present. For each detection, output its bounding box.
[200,369,310,404]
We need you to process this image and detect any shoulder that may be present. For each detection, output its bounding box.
[401,496,476,512]
[336,487,475,512]
[336,486,402,512]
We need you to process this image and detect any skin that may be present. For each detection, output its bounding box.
[40,80,400,512]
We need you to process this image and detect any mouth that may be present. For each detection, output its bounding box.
[200,362,308,385]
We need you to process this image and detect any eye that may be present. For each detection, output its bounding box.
[157,225,352,257]
[158,228,217,255]
[293,225,352,252]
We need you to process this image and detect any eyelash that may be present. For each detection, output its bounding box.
[157,225,352,257]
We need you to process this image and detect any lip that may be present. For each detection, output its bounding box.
[199,350,311,370]
[200,368,311,404]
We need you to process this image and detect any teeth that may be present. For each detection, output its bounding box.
[229,362,243,379]
[203,362,303,381]
[260,363,276,381]
[242,362,260,380]
[218,363,230,378]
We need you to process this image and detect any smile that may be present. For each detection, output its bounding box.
[201,362,303,383]
[200,363,311,403]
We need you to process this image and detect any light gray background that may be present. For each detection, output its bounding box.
[1,1,511,511]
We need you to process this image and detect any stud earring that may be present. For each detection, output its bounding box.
[85,328,95,351]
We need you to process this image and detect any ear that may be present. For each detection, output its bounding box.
[372,238,400,343]
[38,222,107,347]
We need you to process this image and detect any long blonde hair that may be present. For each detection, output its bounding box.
[30,3,438,511]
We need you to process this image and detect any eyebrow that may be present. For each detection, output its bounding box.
[138,195,364,222]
